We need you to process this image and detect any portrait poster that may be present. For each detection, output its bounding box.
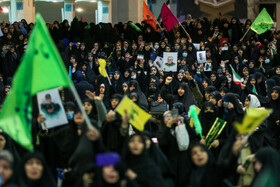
[204,63,212,72]
[196,51,206,63]
[37,88,68,129]
[163,52,178,72]
[153,56,163,71]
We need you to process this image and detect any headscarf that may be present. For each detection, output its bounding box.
[210,91,222,103]
[188,143,218,187]
[247,94,261,108]
[176,83,197,112]
[223,93,244,115]
[83,98,97,120]
[199,102,218,136]
[121,133,166,187]
[142,131,175,186]
[205,86,217,94]
[128,80,148,110]
[253,147,280,187]
[16,152,56,187]
[265,79,276,98]
[0,132,21,166]
[0,150,17,186]
[267,86,280,123]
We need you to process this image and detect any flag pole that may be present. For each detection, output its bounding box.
[105,69,112,86]
[69,85,94,130]
[157,22,163,30]
[178,22,189,37]
[240,27,251,41]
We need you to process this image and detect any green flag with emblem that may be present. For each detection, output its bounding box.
[251,8,274,35]
[0,13,73,151]
[205,118,227,149]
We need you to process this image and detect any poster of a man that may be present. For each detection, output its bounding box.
[37,88,68,129]
[41,94,60,115]
[163,52,178,72]
[153,56,163,70]
[197,51,206,63]
[165,56,175,66]
[204,63,212,71]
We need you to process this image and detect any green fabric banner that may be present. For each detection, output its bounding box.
[251,8,274,35]
[205,118,227,149]
[0,13,72,151]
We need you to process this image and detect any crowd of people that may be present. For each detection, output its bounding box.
[0,14,280,187]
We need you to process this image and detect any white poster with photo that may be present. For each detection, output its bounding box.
[153,56,163,71]
[163,52,178,72]
[197,51,206,63]
[193,43,200,51]
[204,63,212,72]
[37,88,68,129]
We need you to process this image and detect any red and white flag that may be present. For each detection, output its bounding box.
[230,65,242,85]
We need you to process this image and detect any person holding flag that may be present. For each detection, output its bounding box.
[241,8,274,41]
[1,4,280,187]
[143,1,158,32]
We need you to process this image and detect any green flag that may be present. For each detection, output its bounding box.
[252,85,258,95]
[0,13,73,151]
[129,22,142,32]
[251,8,274,35]
[188,105,203,139]
[205,118,227,149]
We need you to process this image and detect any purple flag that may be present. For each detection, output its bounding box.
[178,15,186,23]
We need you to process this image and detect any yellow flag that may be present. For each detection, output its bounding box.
[115,96,151,131]
[234,108,272,133]
[98,59,107,78]
[189,106,200,128]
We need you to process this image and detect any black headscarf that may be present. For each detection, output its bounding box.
[83,98,97,120]
[128,80,148,110]
[252,147,280,187]
[16,152,56,187]
[205,85,217,94]
[92,162,135,187]
[112,70,124,94]
[199,102,218,136]
[142,131,175,186]
[223,93,244,115]
[210,91,222,103]
[265,79,276,98]
[188,143,222,187]
[176,83,197,112]
[49,116,82,169]
[0,132,21,166]
[121,133,167,187]
[203,77,213,87]
[267,86,280,123]
[222,93,245,137]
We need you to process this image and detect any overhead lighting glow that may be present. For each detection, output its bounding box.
[3,7,9,13]
[76,7,83,12]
